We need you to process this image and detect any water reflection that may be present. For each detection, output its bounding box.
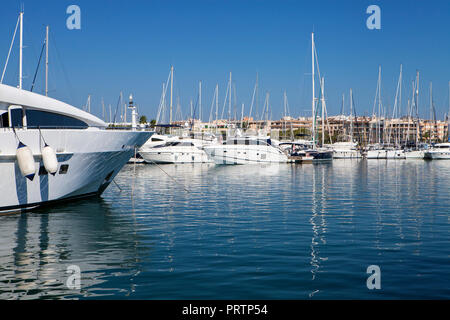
[0,161,449,299]
[309,164,329,297]
[0,198,149,299]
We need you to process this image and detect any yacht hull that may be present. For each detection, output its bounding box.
[0,129,152,213]
[424,150,450,159]
[405,150,425,159]
[140,148,211,164]
[366,149,405,159]
[203,145,288,165]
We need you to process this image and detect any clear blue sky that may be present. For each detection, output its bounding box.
[1,0,450,121]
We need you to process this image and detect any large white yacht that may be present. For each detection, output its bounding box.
[203,136,288,164]
[139,138,212,164]
[0,13,152,213]
[424,143,450,160]
[0,84,152,213]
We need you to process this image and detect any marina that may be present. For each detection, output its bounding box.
[1,0,449,303]
[0,160,449,299]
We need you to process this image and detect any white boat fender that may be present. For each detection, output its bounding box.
[42,144,58,175]
[16,141,36,181]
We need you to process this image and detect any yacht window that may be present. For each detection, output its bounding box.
[9,108,24,128]
[26,110,88,129]
[245,139,249,145]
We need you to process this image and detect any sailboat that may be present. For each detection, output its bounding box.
[0,12,152,213]
[367,65,405,159]
[405,71,426,158]
[328,89,362,158]
[306,32,333,162]
[423,81,450,160]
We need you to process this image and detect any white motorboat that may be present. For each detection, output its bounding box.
[424,143,450,159]
[203,136,288,164]
[140,138,212,164]
[328,141,362,159]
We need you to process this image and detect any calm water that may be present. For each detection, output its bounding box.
[0,160,449,299]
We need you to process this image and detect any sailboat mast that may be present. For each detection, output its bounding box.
[228,72,232,121]
[45,25,49,96]
[241,103,244,127]
[215,84,218,123]
[199,80,202,122]
[19,11,23,89]
[311,32,316,148]
[350,88,353,142]
[169,65,173,125]
[416,71,420,146]
[377,66,381,145]
[321,77,325,146]
[429,82,432,144]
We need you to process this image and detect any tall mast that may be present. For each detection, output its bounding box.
[377,66,381,145]
[342,93,345,137]
[283,90,287,137]
[255,72,259,120]
[350,88,353,142]
[429,82,432,144]
[398,64,403,146]
[45,25,49,96]
[19,11,23,89]
[241,103,244,127]
[311,32,316,148]
[321,77,325,146]
[416,71,420,146]
[228,72,232,121]
[215,84,218,124]
[169,65,173,125]
[199,80,202,122]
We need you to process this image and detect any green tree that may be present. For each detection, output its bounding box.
[139,115,148,124]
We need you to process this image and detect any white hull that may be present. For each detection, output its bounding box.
[405,150,425,159]
[424,151,450,159]
[140,147,211,164]
[203,145,288,165]
[366,149,405,159]
[0,129,152,213]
